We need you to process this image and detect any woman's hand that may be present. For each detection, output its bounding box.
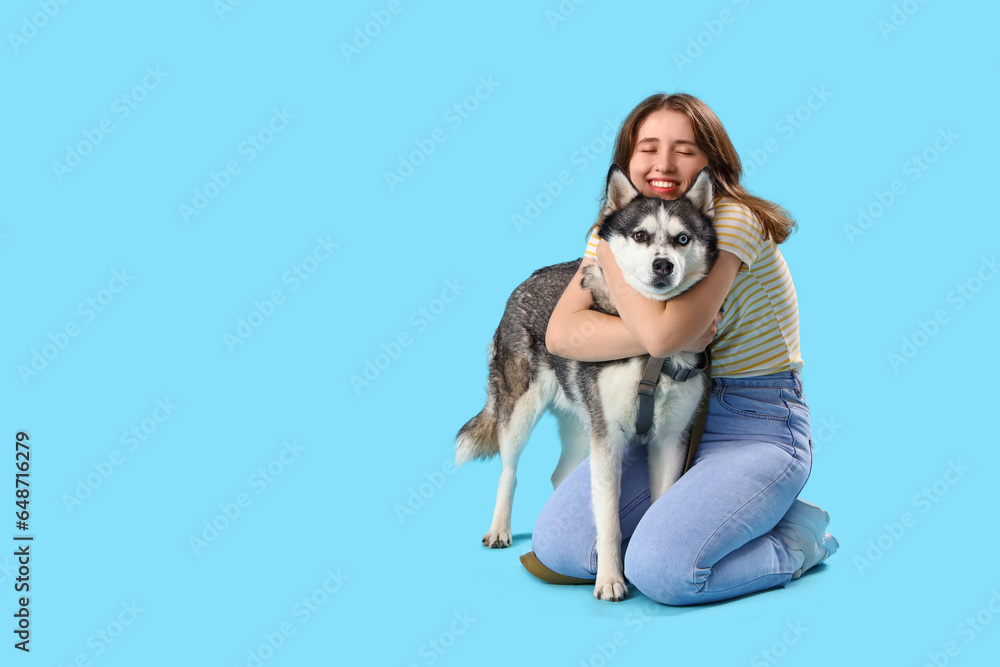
[685,310,723,353]
[595,238,627,310]
[594,235,610,267]
[545,257,649,362]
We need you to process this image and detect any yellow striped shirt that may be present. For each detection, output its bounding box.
[583,196,803,377]
[711,197,802,376]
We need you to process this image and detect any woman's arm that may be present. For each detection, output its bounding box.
[545,259,651,361]
[545,255,728,361]
[596,241,742,358]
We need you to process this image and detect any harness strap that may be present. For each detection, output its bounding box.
[635,351,710,435]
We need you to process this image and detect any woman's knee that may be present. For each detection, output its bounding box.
[624,547,702,605]
[624,522,703,606]
[532,505,597,579]
[531,460,599,579]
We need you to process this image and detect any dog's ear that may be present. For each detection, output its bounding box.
[685,167,714,219]
[604,165,641,216]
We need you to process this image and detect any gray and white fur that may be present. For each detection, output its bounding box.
[455,165,718,601]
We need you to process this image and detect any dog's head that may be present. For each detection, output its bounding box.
[597,164,718,301]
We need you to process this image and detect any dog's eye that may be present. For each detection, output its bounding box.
[632,231,648,242]
[677,234,689,245]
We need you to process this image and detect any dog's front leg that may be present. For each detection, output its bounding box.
[590,432,628,601]
[647,428,687,504]
[551,410,591,489]
[648,378,706,502]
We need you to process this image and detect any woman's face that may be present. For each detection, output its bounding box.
[627,109,710,200]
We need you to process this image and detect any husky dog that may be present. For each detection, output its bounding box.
[455,165,718,601]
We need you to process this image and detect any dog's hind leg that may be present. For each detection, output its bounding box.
[551,408,590,489]
[484,369,557,548]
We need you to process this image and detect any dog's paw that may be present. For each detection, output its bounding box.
[482,529,512,548]
[593,577,628,602]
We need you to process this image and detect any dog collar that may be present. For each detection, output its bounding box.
[635,351,710,436]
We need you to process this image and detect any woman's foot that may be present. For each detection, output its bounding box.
[774,498,837,579]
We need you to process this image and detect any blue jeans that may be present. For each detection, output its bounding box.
[531,371,813,605]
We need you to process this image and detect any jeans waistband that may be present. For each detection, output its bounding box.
[711,371,802,390]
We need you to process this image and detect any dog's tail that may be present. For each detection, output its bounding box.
[455,406,499,466]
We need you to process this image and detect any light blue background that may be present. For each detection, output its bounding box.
[3,1,999,665]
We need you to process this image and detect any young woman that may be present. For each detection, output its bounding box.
[525,93,837,605]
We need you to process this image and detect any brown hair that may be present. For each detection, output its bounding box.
[590,93,796,244]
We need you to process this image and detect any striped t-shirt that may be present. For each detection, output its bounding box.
[583,196,803,377]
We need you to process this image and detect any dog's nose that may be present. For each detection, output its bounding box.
[652,258,674,275]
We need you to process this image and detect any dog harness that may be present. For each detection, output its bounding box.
[635,351,710,436]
